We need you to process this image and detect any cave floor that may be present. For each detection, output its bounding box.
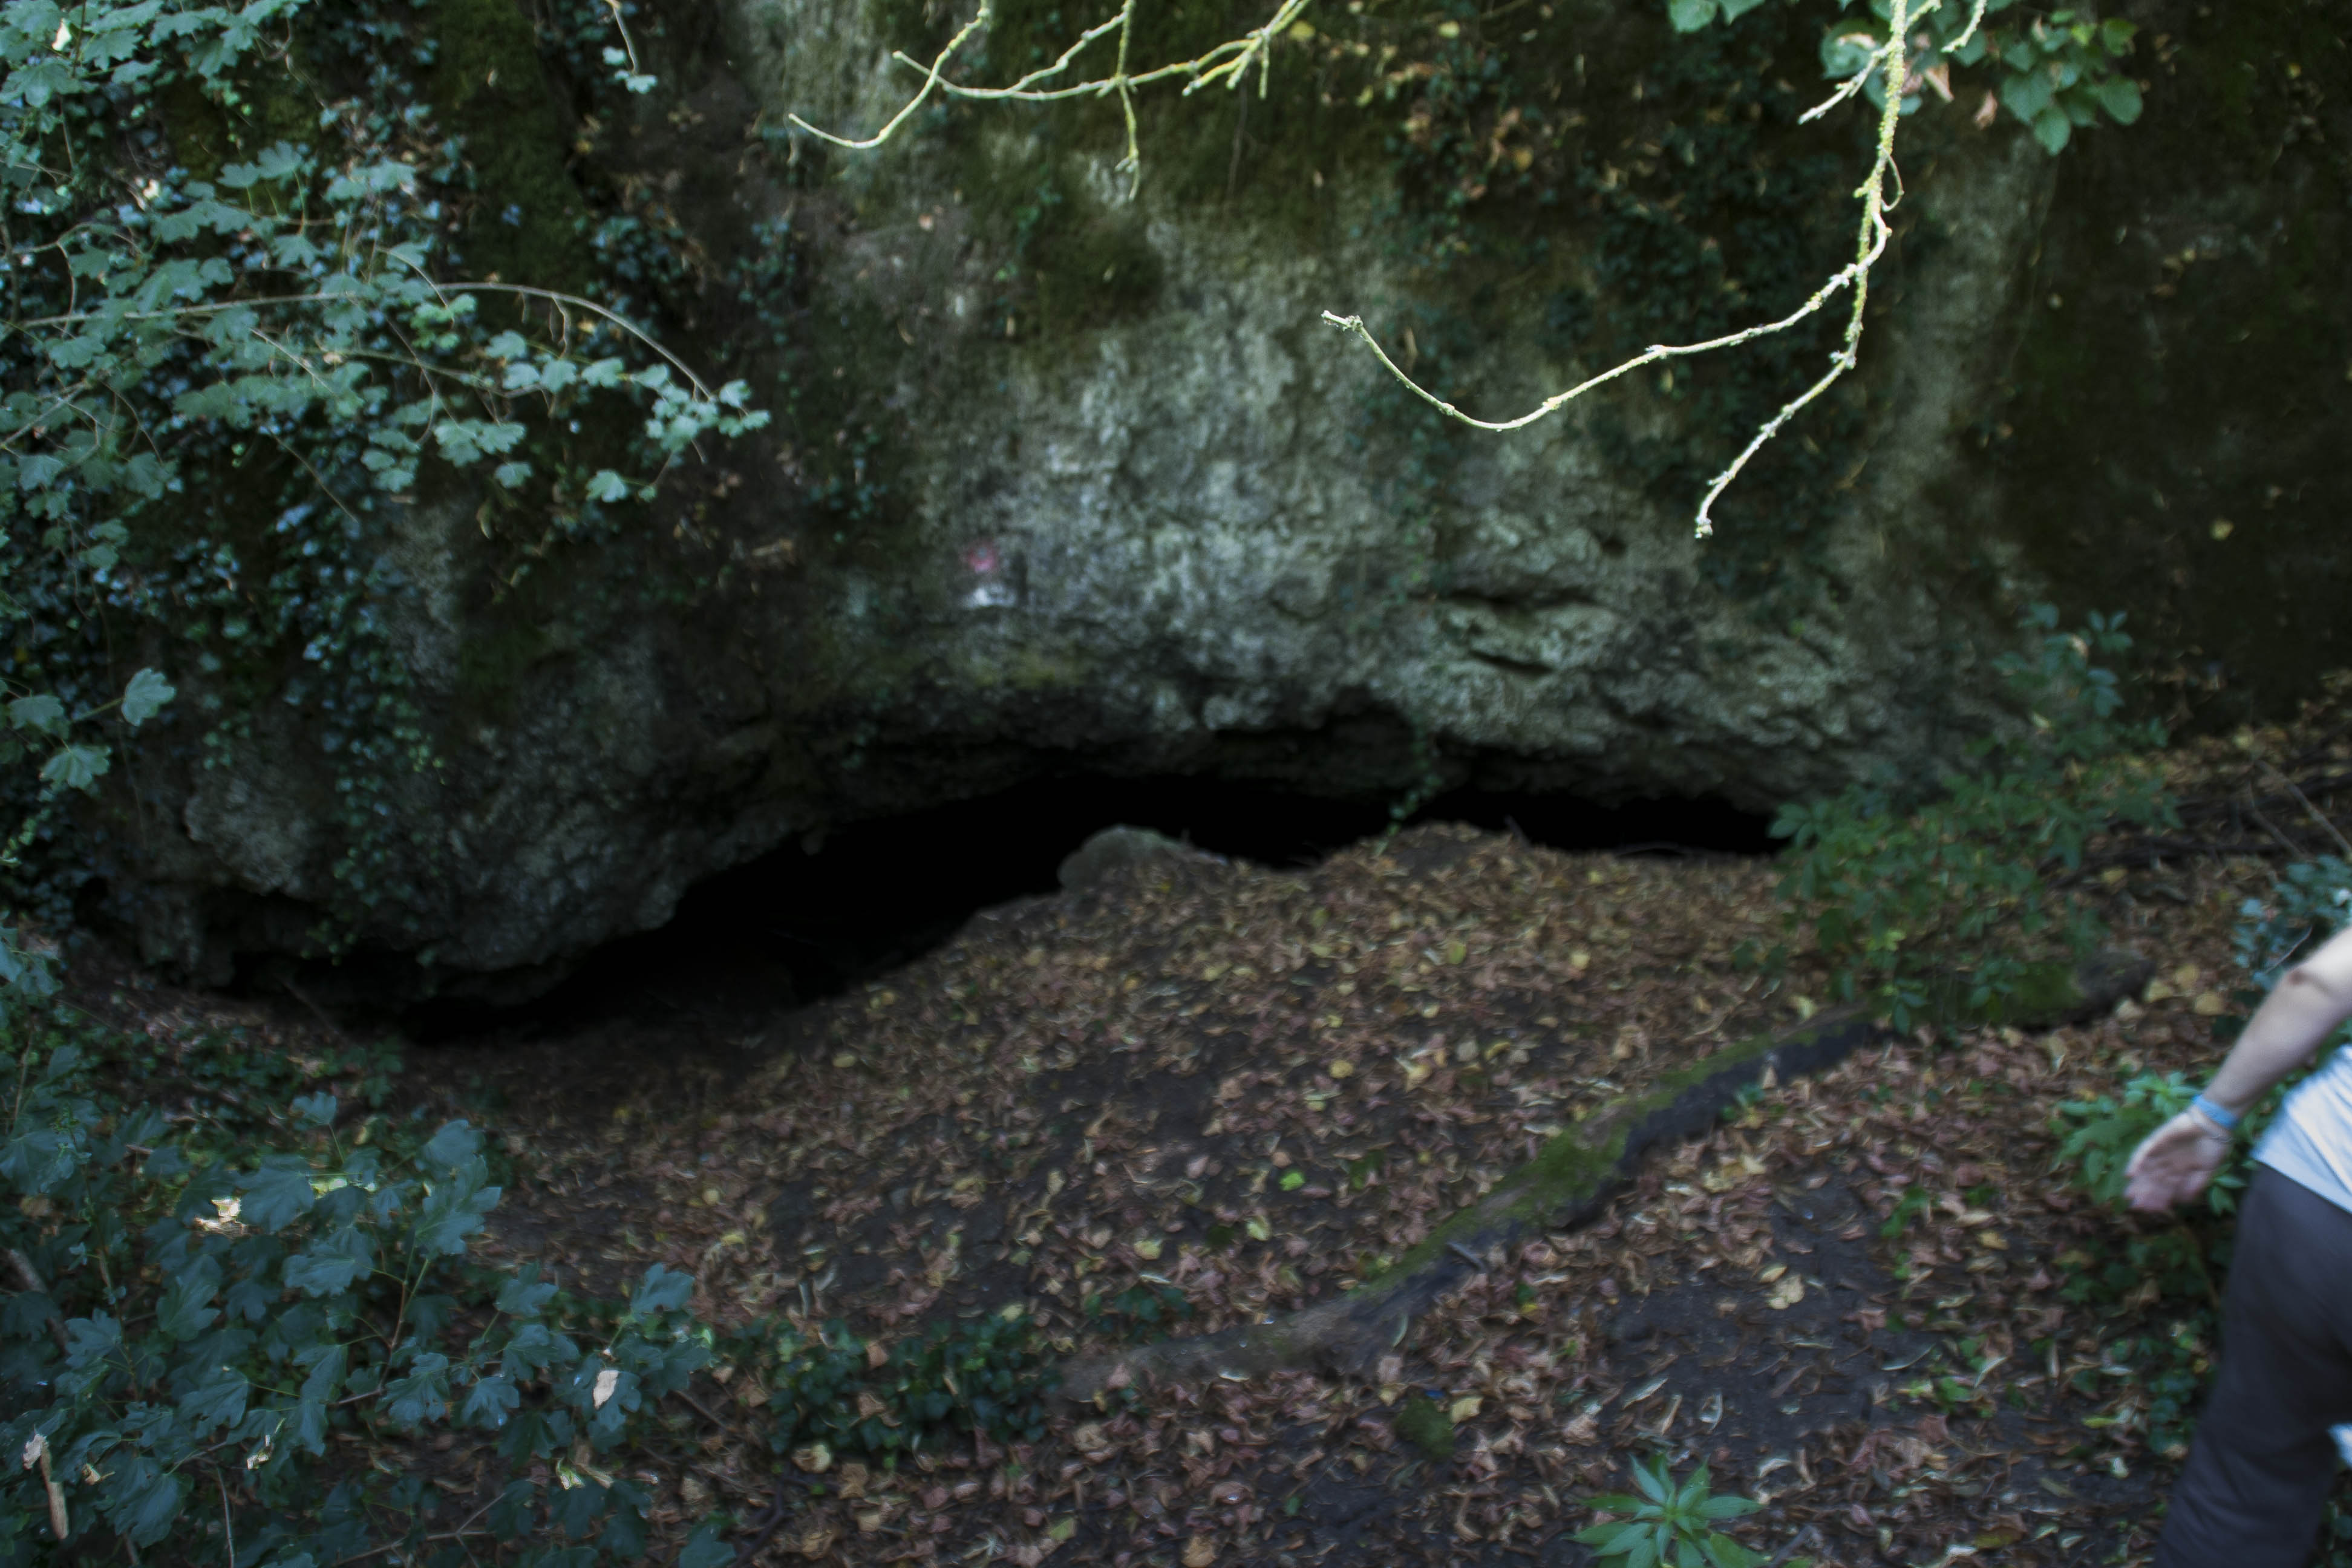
[79,694,2352,1566]
[416,811,2281,1568]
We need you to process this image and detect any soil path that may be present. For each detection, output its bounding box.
[399,815,2279,1567]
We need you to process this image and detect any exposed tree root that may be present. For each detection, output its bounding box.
[1059,947,2152,1399]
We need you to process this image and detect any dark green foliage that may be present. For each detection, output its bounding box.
[762,1310,1057,1459]
[1573,1454,1775,1568]
[1754,604,2177,1028]
[1081,1281,1194,1342]
[0,0,762,961]
[1,1012,720,1566]
[1674,0,2144,155]
[2044,857,2352,1455]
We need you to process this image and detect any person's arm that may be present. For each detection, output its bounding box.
[2125,920,2352,1212]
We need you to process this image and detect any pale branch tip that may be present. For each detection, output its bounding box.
[785,0,1315,196]
[1330,0,1914,540]
[806,0,1930,539]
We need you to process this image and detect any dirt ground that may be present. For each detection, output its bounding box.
[388,821,2264,1567]
[72,695,2352,1566]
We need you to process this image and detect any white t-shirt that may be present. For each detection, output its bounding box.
[2255,1044,2352,1212]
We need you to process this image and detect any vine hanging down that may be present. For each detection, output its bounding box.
[791,0,2143,536]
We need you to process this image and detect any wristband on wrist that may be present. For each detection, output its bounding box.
[2192,1093,2241,1134]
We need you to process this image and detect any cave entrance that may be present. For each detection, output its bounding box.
[402,777,1773,1042]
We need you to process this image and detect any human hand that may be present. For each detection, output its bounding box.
[2123,1109,2232,1212]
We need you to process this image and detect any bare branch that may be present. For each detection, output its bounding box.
[799,0,1934,537]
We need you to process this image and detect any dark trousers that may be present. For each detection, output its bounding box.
[2157,1165,2352,1567]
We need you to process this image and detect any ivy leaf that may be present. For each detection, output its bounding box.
[241,1158,316,1232]
[7,694,65,735]
[2031,102,2073,153]
[413,1169,498,1255]
[603,1483,652,1557]
[290,1091,337,1128]
[629,1262,693,1318]
[495,1264,557,1319]
[290,1394,330,1455]
[97,1454,185,1546]
[584,469,630,503]
[678,1519,737,1568]
[2094,76,2142,124]
[384,1350,452,1428]
[300,1342,349,1403]
[500,1320,564,1376]
[180,1360,251,1432]
[155,1256,223,1339]
[40,742,109,791]
[120,667,174,727]
[420,1120,482,1175]
[463,1370,521,1428]
[487,1478,538,1541]
[1665,0,1717,31]
[64,1312,124,1370]
[284,1223,371,1296]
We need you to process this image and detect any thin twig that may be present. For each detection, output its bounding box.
[668,1385,731,1429]
[733,1476,794,1563]
[1765,1523,1822,1568]
[2244,794,2305,859]
[2260,758,2352,859]
[6,1247,70,1351]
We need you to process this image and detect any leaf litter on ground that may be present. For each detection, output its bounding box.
[60,675,2352,1564]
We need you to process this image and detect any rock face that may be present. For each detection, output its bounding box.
[105,0,2351,992]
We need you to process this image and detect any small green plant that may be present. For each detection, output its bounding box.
[1392,1394,1457,1460]
[1080,1281,1194,1343]
[1573,1454,1780,1568]
[1756,604,2175,1028]
[1671,0,2143,156]
[2055,1070,2217,1209]
[1,1015,737,1567]
[762,1310,1057,1460]
[1878,1181,1931,1239]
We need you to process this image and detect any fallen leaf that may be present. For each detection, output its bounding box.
[791,1443,833,1474]
[1183,1536,1218,1567]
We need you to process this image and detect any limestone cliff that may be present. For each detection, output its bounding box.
[110,0,2350,993]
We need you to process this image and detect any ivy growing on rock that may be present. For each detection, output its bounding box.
[1,1016,741,1566]
[1755,603,2178,1027]
[0,0,765,966]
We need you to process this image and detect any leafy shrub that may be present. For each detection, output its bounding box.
[1574,1454,1784,1568]
[763,1311,1056,1462]
[2055,857,2352,1229]
[1756,605,2175,1028]
[1670,0,2144,155]
[3,1003,1068,1563]
[2055,1070,2221,1210]
[2043,859,2352,1455]
[0,0,765,953]
[2,1014,737,1568]
[1082,1281,1194,1342]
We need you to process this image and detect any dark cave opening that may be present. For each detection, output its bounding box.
[400,777,1775,1043]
